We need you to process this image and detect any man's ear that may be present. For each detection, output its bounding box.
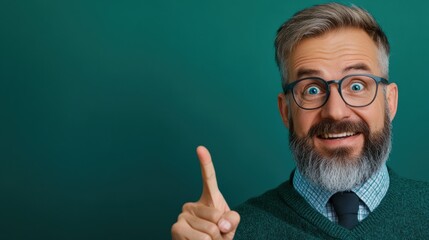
[386,83,398,121]
[278,93,290,129]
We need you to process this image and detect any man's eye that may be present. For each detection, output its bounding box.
[350,82,364,92]
[305,86,321,95]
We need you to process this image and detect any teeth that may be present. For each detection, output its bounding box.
[321,132,356,139]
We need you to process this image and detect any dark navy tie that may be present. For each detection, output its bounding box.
[330,191,360,229]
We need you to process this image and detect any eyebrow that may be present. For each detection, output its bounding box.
[343,63,371,74]
[295,63,372,80]
[296,68,322,79]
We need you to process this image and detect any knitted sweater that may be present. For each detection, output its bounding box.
[234,169,429,239]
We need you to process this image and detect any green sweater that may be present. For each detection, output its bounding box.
[234,169,429,239]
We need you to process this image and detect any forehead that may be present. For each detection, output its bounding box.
[288,28,381,80]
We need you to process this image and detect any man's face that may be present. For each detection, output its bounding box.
[278,28,398,190]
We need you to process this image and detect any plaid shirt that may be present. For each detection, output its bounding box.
[293,164,389,223]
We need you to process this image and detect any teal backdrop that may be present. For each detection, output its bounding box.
[1,0,429,239]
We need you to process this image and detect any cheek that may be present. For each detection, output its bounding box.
[360,98,387,131]
[368,112,386,132]
[291,111,318,137]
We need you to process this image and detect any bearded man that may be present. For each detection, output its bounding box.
[171,3,429,239]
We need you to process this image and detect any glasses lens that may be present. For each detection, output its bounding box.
[292,78,327,109]
[341,75,377,107]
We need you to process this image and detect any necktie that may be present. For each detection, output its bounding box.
[330,191,359,229]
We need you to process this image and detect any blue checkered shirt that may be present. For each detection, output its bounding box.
[293,164,389,223]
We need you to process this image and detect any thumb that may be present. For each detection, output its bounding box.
[218,210,241,239]
[196,146,228,210]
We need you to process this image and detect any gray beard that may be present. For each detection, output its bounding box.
[289,109,392,192]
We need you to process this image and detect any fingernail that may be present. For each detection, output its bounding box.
[218,219,231,232]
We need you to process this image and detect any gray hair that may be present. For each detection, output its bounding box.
[275,3,390,86]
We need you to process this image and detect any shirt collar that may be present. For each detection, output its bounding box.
[353,164,389,211]
[293,164,389,214]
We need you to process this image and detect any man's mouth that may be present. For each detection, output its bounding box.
[318,132,359,139]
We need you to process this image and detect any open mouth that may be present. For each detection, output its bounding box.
[318,132,359,140]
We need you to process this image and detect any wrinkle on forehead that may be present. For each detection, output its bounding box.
[289,28,381,80]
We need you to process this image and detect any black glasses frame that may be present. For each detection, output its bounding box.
[282,73,390,110]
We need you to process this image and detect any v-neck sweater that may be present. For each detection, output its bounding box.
[234,169,429,239]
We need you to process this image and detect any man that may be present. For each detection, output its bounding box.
[171,3,429,239]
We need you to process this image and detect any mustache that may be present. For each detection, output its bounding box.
[307,119,370,138]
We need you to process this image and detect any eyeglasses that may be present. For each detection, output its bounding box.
[283,74,389,110]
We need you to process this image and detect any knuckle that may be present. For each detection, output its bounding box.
[182,202,195,212]
[177,212,189,221]
[204,223,220,239]
[170,222,182,235]
[201,235,212,240]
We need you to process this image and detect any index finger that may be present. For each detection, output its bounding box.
[196,146,220,206]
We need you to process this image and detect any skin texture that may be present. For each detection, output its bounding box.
[171,146,240,240]
[278,28,398,160]
[172,27,399,239]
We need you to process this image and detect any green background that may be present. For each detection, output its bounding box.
[1,0,428,239]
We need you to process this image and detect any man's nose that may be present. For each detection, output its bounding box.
[320,85,352,120]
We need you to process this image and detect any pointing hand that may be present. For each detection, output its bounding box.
[171,146,241,240]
